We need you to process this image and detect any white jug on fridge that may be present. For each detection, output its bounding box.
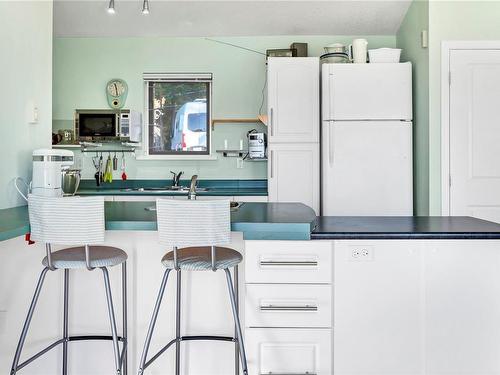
[350,38,368,64]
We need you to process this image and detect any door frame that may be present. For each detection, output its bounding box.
[441,41,500,215]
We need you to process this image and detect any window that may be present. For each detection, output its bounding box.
[144,73,212,156]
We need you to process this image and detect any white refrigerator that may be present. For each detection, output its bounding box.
[321,62,413,216]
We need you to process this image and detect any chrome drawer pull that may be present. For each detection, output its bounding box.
[260,305,318,312]
[260,260,318,267]
[260,372,317,375]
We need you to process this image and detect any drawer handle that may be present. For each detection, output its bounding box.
[260,260,318,267]
[260,305,318,312]
[260,373,317,375]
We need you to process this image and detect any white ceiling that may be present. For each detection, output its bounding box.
[54,0,412,37]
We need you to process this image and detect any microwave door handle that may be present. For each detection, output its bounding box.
[116,113,120,137]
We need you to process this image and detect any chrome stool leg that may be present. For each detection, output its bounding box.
[175,270,182,375]
[234,266,240,375]
[102,267,122,375]
[138,269,171,375]
[122,262,128,375]
[11,267,50,375]
[224,268,248,375]
[62,269,69,375]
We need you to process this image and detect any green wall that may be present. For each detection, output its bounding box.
[428,1,500,214]
[0,1,53,209]
[53,35,396,181]
[396,0,429,216]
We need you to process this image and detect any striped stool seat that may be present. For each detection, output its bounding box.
[42,246,128,269]
[161,246,242,271]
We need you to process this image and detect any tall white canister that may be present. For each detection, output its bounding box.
[351,38,368,63]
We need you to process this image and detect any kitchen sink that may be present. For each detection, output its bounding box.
[121,187,209,193]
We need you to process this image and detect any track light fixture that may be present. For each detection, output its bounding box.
[107,0,115,14]
[106,0,151,14]
[142,0,150,14]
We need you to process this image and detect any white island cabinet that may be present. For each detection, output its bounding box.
[4,227,500,374]
[332,239,500,375]
[244,240,333,375]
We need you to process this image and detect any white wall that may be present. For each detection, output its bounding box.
[396,0,429,215]
[0,1,53,209]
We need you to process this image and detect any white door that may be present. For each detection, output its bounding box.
[268,143,320,214]
[449,49,500,222]
[267,57,319,143]
[322,120,413,216]
[322,62,413,121]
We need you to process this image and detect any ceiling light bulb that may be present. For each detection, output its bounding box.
[142,0,150,14]
[107,0,115,14]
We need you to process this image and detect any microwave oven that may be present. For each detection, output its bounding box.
[74,109,142,142]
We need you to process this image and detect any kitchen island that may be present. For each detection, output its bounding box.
[2,202,500,375]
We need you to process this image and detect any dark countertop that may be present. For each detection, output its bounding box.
[4,203,500,242]
[311,216,500,239]
[0,206,30,241]
[0,201,316,242]
[106,202,316,240]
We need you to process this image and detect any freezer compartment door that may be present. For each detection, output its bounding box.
[322,62,412,121]
[321,120,413,216]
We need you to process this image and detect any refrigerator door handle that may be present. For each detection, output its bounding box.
[329,122,334,166]
[270,150,274,178]
[269,108,274,137]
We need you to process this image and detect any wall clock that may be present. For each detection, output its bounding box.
[106,79,128,109]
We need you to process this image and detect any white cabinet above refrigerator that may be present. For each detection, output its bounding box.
[268,57,319,143]
[322,62,413,121]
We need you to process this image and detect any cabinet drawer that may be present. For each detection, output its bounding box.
[245,241,332,284]
[246,284,332,328]
[246,328,332,375]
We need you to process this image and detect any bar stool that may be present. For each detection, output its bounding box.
[11,195,128,375]
[138,199,248,375]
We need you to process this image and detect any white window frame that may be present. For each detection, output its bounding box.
[138,72,216,160]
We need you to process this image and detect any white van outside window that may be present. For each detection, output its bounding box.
[142,73,212,158]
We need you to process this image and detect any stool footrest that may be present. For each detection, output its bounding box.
[181,335,235,342]
[13,336,127,373]
[68,335,126,343]
[144,335,237,370]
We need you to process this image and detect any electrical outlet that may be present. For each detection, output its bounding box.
[349,246,374,261]
[351,248,361,259]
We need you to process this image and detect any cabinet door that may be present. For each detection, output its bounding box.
[246,328,332,375]
[268,57,319,143]
[268,143,320,214]
[333,240,422,375]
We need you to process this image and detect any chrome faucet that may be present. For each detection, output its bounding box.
[188,174,198,200]
[170,171,183,188]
